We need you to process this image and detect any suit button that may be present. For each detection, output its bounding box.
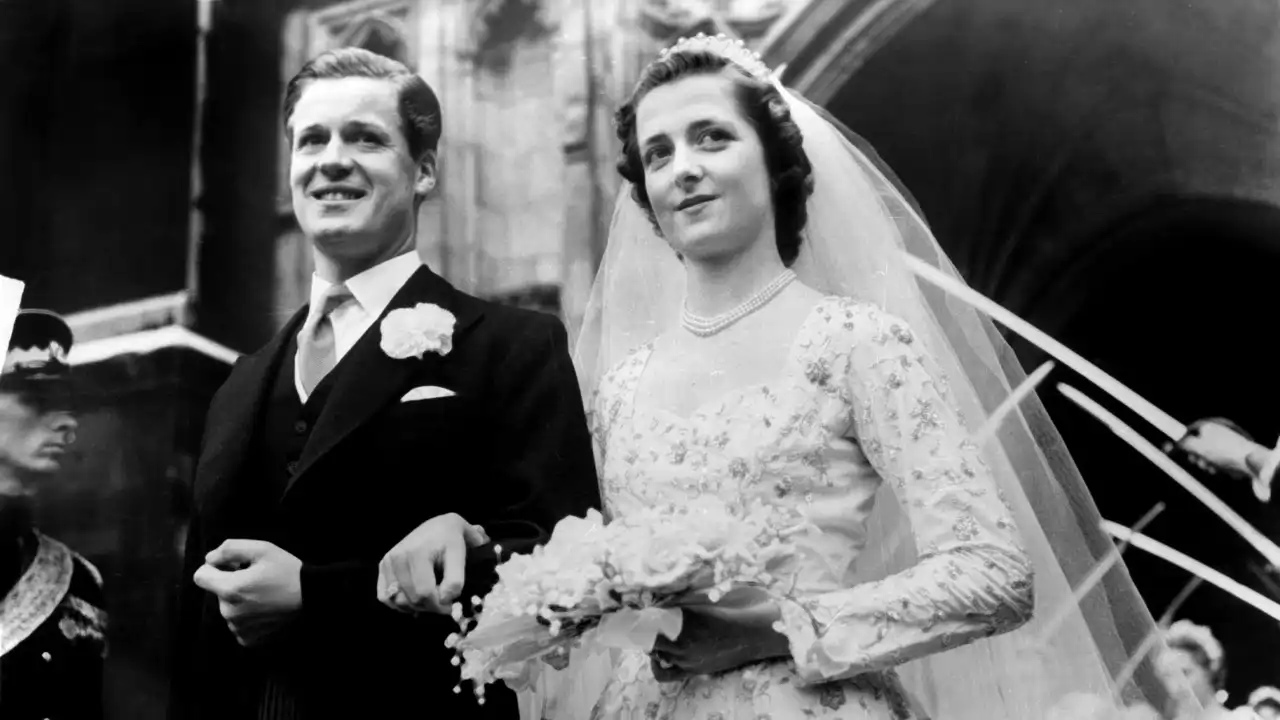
[287,461,299,475]
[294,420,308,434]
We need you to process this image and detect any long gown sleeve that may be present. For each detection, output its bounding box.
[777,304,1035,684]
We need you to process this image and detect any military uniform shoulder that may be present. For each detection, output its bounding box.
[68,550,106,606]
[30,534,105,609]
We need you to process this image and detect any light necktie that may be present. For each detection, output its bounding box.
[297,284,353,396]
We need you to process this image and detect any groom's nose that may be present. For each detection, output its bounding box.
[317,141,355,178]
[318,157,355,182]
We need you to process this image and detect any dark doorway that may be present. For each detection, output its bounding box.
[1025,195,1280,701]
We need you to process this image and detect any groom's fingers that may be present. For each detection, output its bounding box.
[375,559,395,607]
[193,564,218,592]
[388,552,422,610]
[463,524,489,547]
[408,550,441,613]
[194,564,236,599]
[438,535,467,607]
[206,539,267,570]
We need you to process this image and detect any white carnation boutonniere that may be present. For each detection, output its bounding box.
[379,303,456,360]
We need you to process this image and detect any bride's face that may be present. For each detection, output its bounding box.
[635,74,774,262]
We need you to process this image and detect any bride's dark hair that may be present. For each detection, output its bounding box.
[614,50,815,266]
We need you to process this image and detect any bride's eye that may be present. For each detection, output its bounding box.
[643,145,671,167]
[698,128,731,145]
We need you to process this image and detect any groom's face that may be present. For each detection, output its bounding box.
[288,77,433,260]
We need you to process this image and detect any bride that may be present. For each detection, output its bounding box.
[562,34,1193,719]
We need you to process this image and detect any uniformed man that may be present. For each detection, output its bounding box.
[0,309,106,719]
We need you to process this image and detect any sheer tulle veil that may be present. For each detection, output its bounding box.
[567,34,1186,719]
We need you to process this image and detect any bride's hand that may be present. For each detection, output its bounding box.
[649,603,791,682]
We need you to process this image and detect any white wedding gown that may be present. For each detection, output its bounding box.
[582,297,1036,720]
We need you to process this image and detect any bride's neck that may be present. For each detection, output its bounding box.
[684,240,788,318]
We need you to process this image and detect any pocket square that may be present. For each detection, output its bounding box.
[400,385,456,402]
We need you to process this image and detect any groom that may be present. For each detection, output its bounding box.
[170,48,600,719]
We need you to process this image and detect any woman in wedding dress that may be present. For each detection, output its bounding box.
[565,34,1195,720]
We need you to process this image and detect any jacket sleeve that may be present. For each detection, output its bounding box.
[458,314,603,597]
[299,314,601,614]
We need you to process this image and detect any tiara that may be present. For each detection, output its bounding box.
[656,32,773,82]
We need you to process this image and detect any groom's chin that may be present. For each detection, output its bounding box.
[307,225,373,255]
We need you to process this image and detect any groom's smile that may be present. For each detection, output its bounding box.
[309,184,368,203]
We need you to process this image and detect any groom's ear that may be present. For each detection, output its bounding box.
[414,150,437,197]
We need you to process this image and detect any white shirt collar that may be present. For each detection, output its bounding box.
[307,251,423,319]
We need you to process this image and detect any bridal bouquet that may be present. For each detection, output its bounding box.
[449,495,809,702]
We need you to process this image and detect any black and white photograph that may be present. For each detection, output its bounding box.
[1,1,1278,718]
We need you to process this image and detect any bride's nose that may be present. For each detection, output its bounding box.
[672,149,704,190]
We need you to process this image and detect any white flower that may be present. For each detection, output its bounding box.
[380,303,456,359]
[453,496,808,696]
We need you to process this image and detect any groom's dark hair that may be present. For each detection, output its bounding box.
[283,47,441,163]
[614,50,815,266]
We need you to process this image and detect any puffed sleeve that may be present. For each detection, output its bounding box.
[777,304,1035,684]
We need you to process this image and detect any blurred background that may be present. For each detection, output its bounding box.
[1,0,1279,716]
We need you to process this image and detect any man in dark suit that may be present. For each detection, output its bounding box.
[169,48,601,719]
[0,309,107,720]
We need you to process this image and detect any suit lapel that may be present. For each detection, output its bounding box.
[284,265,483,499]
[194,306,307,510]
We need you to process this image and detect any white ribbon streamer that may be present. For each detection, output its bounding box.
[1060,383,1280,568]
[1103,522,1280,623]
[903,253,1187,440]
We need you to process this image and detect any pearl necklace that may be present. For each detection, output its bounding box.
[681,269,797,337]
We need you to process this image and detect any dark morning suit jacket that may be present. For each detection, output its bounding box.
[169,264,601,719]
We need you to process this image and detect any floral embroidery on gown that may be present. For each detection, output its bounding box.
[583,297,1035,720]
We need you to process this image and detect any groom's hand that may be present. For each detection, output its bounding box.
[376,512,489,615]
[193,539,303,647]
